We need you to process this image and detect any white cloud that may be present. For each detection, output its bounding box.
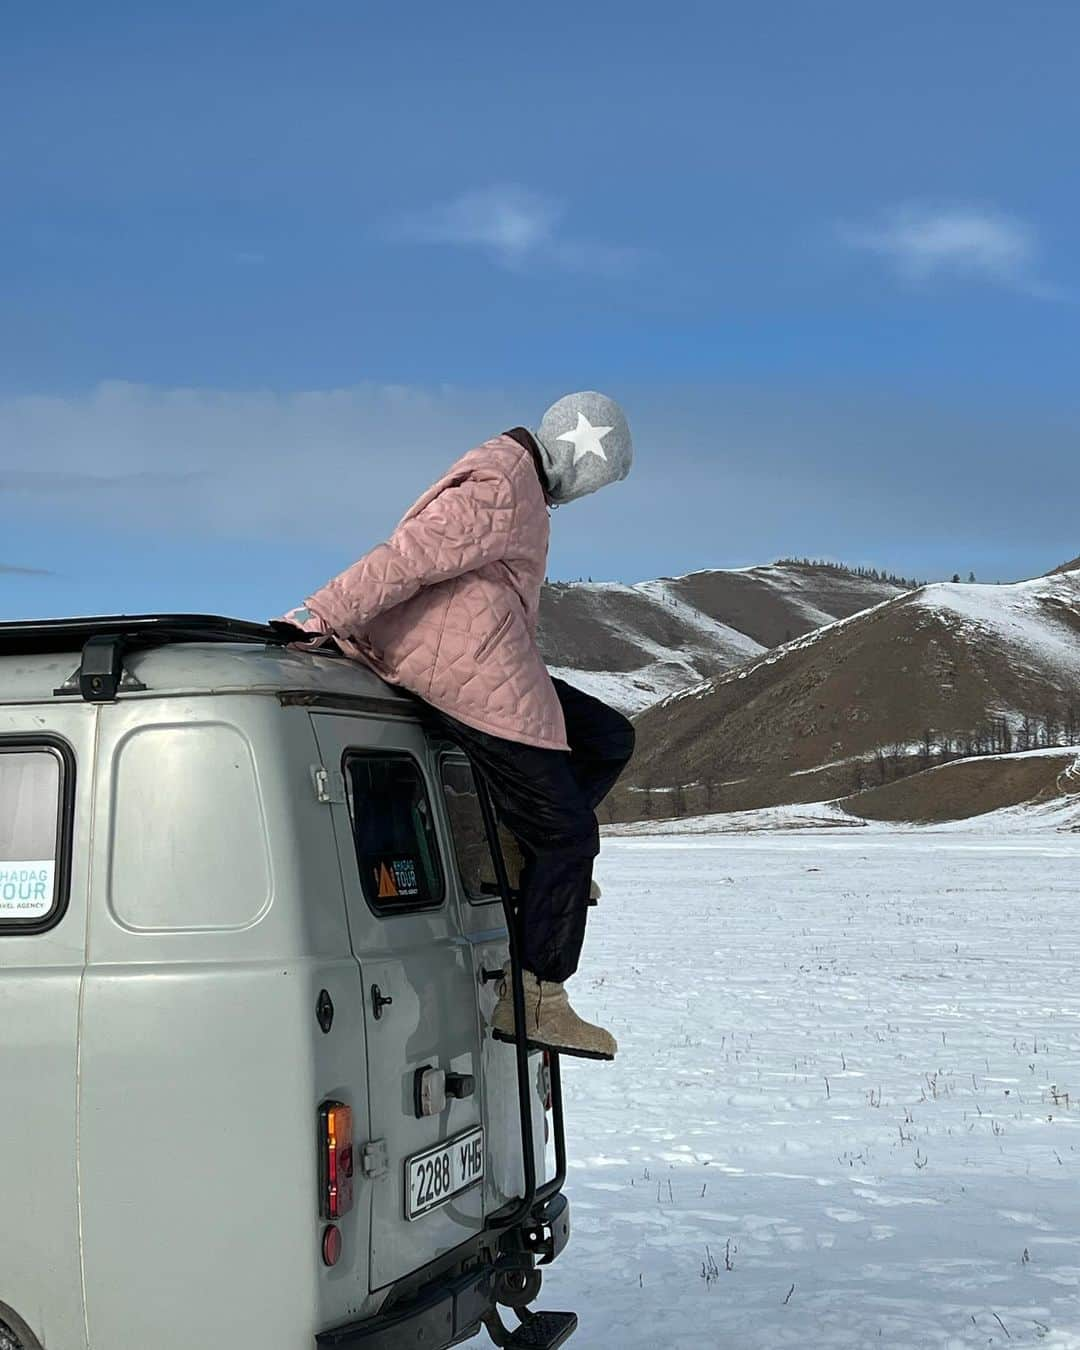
[399,185,559,262]
[394,184,639,274]
[0,379,525,544]
[840,205,1062,299]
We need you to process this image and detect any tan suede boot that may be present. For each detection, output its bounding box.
[491,966,617,1061]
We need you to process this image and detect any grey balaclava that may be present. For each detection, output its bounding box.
[532,391,633,505]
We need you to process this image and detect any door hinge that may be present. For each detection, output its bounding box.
[360,1139,389,1179]
[311,765,346,805]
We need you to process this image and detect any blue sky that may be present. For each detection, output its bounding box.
[2,0,1079,620]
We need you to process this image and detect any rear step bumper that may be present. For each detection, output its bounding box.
[316,1196,572,1350]
[315,1265,493,1350]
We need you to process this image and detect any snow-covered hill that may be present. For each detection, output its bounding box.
[538,563,908,713]
[916,574,1080,683]
[543,578,764,712]
[612,569,1080,820]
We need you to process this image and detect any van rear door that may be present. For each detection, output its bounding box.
[310,713,485,1291]
[433,749,551,1212]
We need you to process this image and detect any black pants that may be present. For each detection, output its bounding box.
[429,678,635,983]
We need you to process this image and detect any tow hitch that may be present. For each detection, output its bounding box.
[520,1194,571,1267]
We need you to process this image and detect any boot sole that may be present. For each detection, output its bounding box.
[491,1027,615,1061]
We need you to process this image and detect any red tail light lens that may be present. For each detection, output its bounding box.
[322,1224,343,1267]
[319,1101,355,1219]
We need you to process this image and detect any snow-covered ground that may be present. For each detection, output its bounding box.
[544,824,1080,1348]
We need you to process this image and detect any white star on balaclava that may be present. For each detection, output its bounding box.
[556,412,613,463]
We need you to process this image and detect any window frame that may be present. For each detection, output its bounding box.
[342,749,447,917]
[437,750,504,907]
[0,734,76,937]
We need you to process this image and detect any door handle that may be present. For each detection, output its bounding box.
[371,984,393,1020]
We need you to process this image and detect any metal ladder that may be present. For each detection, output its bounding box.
[461,755,578,1349]
[468,759,569,1229]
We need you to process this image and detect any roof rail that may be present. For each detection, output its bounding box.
[0,614,292,702]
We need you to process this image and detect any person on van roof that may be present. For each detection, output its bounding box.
[278,391,635,1060]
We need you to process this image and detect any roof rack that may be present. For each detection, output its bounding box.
[0,614,293,702]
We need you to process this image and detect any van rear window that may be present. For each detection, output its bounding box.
[345,754,444,912]
[438,756,524,904]
[0,744,69,931]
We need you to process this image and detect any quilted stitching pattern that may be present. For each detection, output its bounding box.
[303,435,569,750]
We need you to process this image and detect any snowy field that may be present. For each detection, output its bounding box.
[544,825,1080,1349]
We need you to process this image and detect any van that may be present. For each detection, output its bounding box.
[0,615,577,1350]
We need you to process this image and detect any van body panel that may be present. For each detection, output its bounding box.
[1,634,568,1348]
[86,697,351,965]
[0,642,415,712]
[107,718,272,932]
[78,694,376,1342]
[311,713,487,1292]
[78,959,373,1349]
[0,968,86,1350]
[0,703,95,1350]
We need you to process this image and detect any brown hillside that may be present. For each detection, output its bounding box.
[536,563,907,713]
[839,750,1078,824]
[538,583,728,673]
[667,564,905,649]
[609,572,1080,822]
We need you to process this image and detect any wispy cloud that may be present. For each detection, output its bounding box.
[0,379,525,545]
[0,469,202,497]
[0,562,52,576]
[840,205,1063,299]
[393,185,640,275]
[399,186,559,262]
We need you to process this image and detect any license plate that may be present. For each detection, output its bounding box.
[406,1127,485,1220]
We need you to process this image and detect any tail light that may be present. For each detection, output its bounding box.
[322,1224,343,1267]
[318,1101,354,1219]
[541,1052,553,1111]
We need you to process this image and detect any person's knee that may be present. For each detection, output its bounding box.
[536,797,599,855]
[609,711,636,768]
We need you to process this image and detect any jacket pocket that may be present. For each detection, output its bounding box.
[474,610,513,663]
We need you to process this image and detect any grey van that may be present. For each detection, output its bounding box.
[0,615,577,1350]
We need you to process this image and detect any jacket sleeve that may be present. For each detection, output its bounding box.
[305,468,517,638]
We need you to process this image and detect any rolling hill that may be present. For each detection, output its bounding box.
[840,746,1080,824]
[606,568,1080,822]
[537,562,909,712]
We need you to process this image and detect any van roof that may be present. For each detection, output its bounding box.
[0,613,416,710]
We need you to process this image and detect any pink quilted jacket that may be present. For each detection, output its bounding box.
[289,433,569,750]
